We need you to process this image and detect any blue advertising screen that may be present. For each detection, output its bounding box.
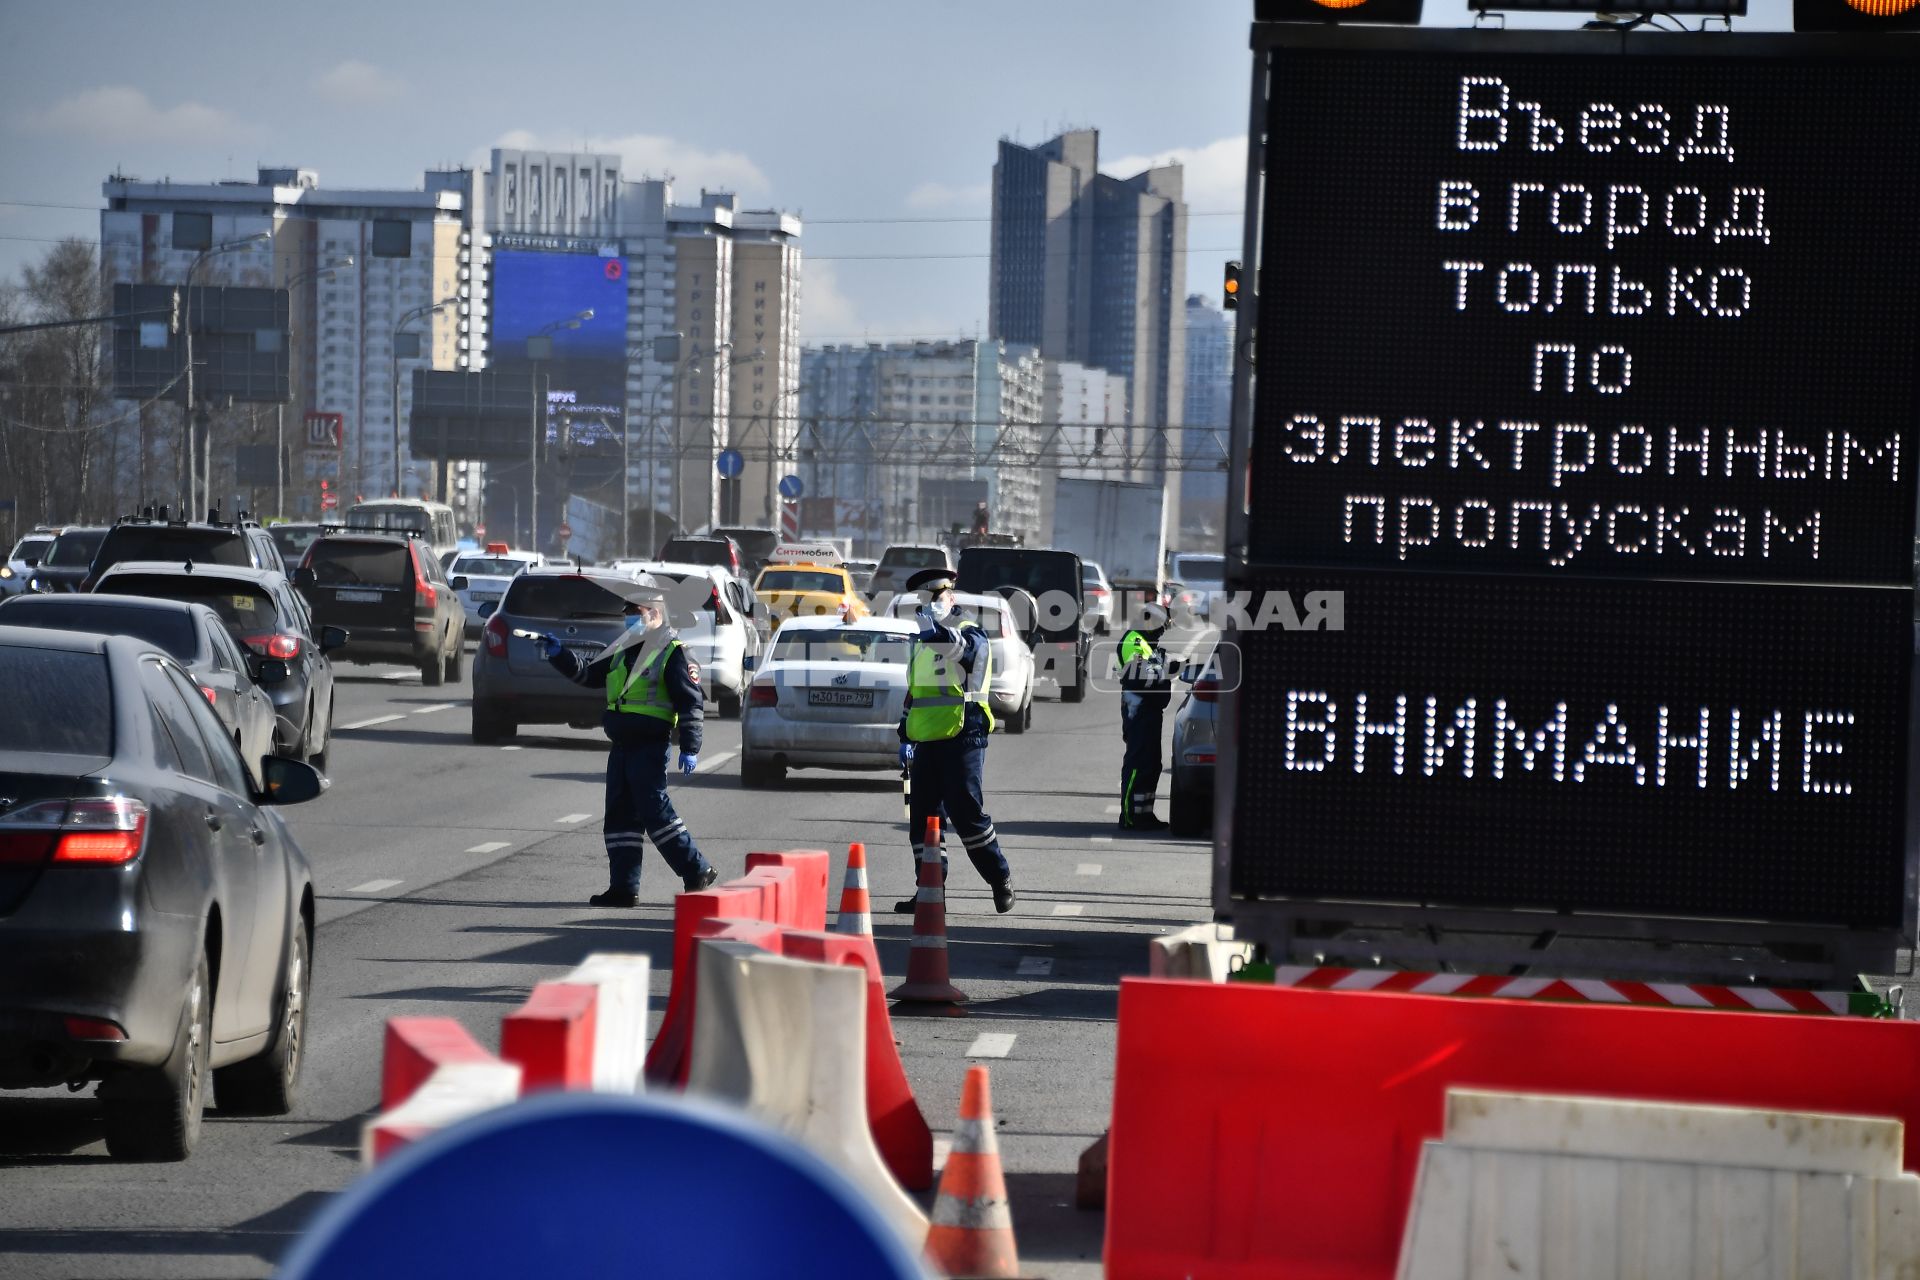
[490,250,628,486]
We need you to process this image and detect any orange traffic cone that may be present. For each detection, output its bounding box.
[834,841,873,937]
[925,1065,1019,1279]
[888,817,969,1011]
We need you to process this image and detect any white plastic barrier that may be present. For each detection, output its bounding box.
[562,952,651,1093]
[1398,1088,1920,1279]
[361,1060,524,1166]
[1147,921,1252,983]
[686,938,929,1248]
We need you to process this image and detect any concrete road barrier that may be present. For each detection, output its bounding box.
[380,1016,500,1110]
[561,953,652,1093]
[1147,922,1251,982]
[363,1060,523,1166]
[1399,1089,1920,1278]
[687,938,930,1248]
[746,849,832,931]
[500,982,598,1094]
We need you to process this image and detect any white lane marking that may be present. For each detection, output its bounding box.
[412,702,460,715]
[349,879,403,894]
[1090,835,1113,844]
[1017,956,1054,976]
[555,813,593,825]
[965,1032,1017,1059]
[932,1137,952,1172]
[500,745,523,751]
[341,714,404,730]
[1104,804,1122,814]
[697,749,738,772]
[1051,903,1084,917]
[466,841,511,854]
[1076,863,1102,876]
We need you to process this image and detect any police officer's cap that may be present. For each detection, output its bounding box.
[904,568,957,595]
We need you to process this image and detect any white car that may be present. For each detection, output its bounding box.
[448,548,545,635]
[1167,551,1226,623]
[884,589,1035,734]
[617,559,762,718]
[740,616,919,787]
[1081,560,1114,635]
[1,532,56,598]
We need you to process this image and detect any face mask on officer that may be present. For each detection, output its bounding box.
[624,602,662,633]
[928,592,955,622]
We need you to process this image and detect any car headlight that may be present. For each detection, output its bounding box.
[0,566,12,579]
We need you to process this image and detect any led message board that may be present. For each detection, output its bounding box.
[1228,30,1920,936]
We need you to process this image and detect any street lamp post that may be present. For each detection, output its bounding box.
[758,383,801,528]
[391,296,458,501]
[664,342,732,536]
[181,233,270,515]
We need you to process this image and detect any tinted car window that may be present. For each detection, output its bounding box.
[43,528,106,568]
[657,538,733,568]
[713,528,778,565]
[10,536,53,562]
[770,629,913,663]
[0,646,112,754]
[165,664,248,795]
[271,525,321,565]
[505,576,629,619]
[101,574,281,635]
[956,550,1080,600]
[307,541,410,586]
[758,570,845,593]
[94,525,252,575]
[0,599,200,661]
[880,547,948,569]
[1170,554,1225,583]
[451,556,526,577]
[141,659,213,783]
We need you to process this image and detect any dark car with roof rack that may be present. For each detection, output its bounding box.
[84,507,285,592]
[292,524,466,687]
[24,525,108,594]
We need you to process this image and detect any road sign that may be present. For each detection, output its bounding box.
[555,522,573,542]
[320,493,338,511]
[304,412,344,450]
[475,524,487,538]
[716,448,745,479]
[1221,28,1920,965]
[778,474,805,500]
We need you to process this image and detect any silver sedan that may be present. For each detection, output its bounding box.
[739,616,918,787]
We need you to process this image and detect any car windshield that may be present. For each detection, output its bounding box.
[44,529,105,568]
[102,574,281,635]
[95,525,250,572]
[770,628,913,664]
[10,536,53,562]
[658,539,731,565]
[348,505,431,534]
[1082,565,1105,583]
[451,556,526,578]
[758,570,845,594]
[881,547,947,569]
[956,550,1079,600]
[1171,554,1225,584]
[714,529,778,562]
[0,645,112,755]
[0,599,199,661]
[506,575,631,620]
[307,541,411,586]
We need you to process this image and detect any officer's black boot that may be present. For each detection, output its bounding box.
[589,887,638,908]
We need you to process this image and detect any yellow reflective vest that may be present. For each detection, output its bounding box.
[905,621,994,741]
[606,640,681,727]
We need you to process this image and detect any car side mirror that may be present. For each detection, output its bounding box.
[450,575,470,591]
[320,624,348,653]
[476,600,497,620]
[743,654,756,672]
[259,754,325,805]
[293,566,316,588]
[255,658,290,685]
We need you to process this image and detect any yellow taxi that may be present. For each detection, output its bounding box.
[753,545,870,625]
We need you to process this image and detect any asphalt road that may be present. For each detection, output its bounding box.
[0,641,1214,1279]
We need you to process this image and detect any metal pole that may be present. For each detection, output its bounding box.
[530,364,540,553]
[276,403,284,520]
[390,342,401,499]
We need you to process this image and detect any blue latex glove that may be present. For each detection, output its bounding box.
[913,605,937,629]
[899,742,915,769]
[536,632,563,659]
[678,752,699,776]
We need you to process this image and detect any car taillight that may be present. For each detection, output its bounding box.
[0,798,147,865]
[748,683,778,708]
[484,611,509,657]
[415,563,436,608]
[243,632,302,660]
[197,684,219,707]
[1088,587,1109,599]
[63,1016,127,1041]
[1193,678,1221,704]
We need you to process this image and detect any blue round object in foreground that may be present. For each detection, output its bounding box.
[278,1093,928,1279]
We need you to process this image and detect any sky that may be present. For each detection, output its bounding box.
[0,0,1796,346]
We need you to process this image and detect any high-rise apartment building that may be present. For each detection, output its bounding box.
[100,166,485,521]
[481,151,801,554]
[1181,293,1232,543]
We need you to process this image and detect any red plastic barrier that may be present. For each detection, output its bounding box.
[644,884,770,1084]
[646,917,786,1086]
[380,1017,497,1110]
[500,982,598,1094]
[739,865,797,928]
[746,849,831,932]
[1105,979,1920,1280]
[782,927,935,1191]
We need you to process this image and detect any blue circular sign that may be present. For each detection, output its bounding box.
[716,448,745,479]
[778,474,805,499]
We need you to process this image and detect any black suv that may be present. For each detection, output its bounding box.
[956,546,1091,703]
[26,526,108,594]
[656,535,744,578]
[294,529,467,686]
[87,509,284,591]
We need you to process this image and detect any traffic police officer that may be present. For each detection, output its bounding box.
[894,567,1016,914]
[537,580,718,906]
[1117,600,1172,831]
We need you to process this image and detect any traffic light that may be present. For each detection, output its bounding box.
[1223,261,1243,311]
[1255,0,1423,23]
[1794,0,1920,28]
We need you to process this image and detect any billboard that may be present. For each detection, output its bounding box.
[1224,29,1920,954]
[489,249,629,488]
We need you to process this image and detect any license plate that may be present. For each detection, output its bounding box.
[336,589,380,603]
[473,592,501,603]
[808,688,874,708]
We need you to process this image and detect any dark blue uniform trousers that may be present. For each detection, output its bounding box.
[605,741,707,891]
[907,734,1010,887]
[1120,694,1165,821]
